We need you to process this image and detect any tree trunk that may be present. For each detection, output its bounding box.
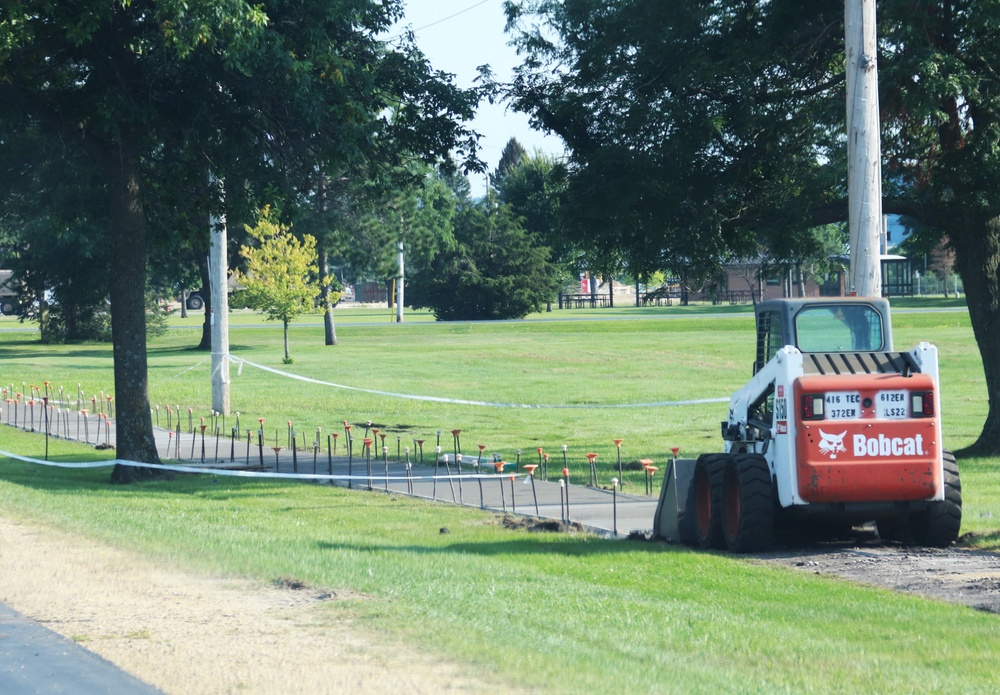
[318,248,338,345]
[104,138,162,481]
[951,214,1000,455]
[283,319,290,361]
[197,253,211,351]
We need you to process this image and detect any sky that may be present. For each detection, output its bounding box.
[394,0,566,196]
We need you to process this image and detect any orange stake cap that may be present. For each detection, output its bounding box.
[586,453,598,462]
[612,439,624,447]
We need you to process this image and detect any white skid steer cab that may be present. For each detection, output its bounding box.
[654,297,962,552]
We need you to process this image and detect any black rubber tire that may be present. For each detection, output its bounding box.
[186,293,204,311]
[0,300,15,315]
[875,515,911,543]
[910,450,962,547]
[685,454,728,549]
[722,453,775,553]
[878,450,962,547]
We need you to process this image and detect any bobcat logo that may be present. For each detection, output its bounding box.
[818,430,847,459]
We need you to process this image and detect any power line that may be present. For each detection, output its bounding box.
[411,0,490,33]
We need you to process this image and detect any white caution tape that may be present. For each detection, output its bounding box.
[0,449,115,469]
[0,449,524,482]
[227,354,728,409]
[149,359,208,389]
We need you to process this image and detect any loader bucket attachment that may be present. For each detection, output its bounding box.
[652,458,696,543]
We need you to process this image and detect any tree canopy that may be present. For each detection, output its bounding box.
[503,0,846,282]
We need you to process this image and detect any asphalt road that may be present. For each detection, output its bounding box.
[0,603,162,695]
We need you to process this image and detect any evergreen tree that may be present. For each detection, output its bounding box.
[409,198,559,321]
[492,138,529,188]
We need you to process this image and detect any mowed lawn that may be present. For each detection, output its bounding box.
[0,300,998,692]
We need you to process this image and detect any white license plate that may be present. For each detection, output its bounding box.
[825,391,861,419]
[876,390,909,419]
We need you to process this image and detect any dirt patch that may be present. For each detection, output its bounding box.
[0,516,511,694]
[756,531,1000,614]
[499,515,585,533]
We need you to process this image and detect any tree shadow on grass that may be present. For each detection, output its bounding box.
[0,342,114,362]
[314,531,676,559]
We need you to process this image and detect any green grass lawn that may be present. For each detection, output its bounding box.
[0,423,998,693]
[0,298,998,692]
[0,306,765,489]
[0,300,982,486]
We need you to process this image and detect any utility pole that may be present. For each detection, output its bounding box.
[209,178,230,415]
[845,0,883,297]
[396,240,405,323]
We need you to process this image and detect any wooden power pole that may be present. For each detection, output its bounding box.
[396,241,405,323]
[845,0,883,297]
[209,180,231,415]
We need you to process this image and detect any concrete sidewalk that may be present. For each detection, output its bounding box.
[37,414,664,536]
[163,424,663,536]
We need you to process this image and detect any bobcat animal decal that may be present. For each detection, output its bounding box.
[818,430,848,459]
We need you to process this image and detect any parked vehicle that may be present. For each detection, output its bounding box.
[655,297,961,552]
[0,270,18,315]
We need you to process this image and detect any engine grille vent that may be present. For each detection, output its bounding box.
[802,352,918,376]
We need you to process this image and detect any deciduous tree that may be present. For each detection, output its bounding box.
[0,0,481,473]
[233,209,324,363]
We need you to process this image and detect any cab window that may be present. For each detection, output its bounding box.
[795,304,884,352]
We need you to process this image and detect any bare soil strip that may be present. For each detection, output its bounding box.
[759,535,1000,614]
[0,516,505,694]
